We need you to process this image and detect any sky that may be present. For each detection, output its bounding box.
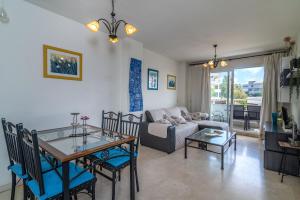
[234,67,264,85]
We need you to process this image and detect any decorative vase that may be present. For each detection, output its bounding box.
[272,112,278,126]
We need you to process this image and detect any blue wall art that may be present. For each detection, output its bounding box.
[129,58,143,112]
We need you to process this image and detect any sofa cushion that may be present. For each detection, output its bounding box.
[164,107,181,117]
[175,122,199,149]
[148,109,168,122]
[148,123,171,138]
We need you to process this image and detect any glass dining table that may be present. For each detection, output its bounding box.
[37,124,136,200]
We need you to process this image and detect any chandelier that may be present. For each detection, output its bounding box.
[203,44,228,68]
[86,0,138,44]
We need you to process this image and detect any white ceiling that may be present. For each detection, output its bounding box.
[26,0,300,62]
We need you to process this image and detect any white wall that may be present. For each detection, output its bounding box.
[0,0,181,187]
[142,49,179,110]
[177,62,187,106]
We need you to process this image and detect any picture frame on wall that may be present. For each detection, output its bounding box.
[43,45,82,81]
[147,68,159,90]
[167,74,176,90]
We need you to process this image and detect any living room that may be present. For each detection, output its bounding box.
[0,0,300,200]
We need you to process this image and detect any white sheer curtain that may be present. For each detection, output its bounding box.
[259,53,286,137]
[186,66,210,113]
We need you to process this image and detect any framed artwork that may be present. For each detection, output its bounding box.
[147,68,159,90]
[43,45,82,81]
[167,74,176,90]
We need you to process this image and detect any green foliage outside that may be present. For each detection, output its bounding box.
[219,75,248,99]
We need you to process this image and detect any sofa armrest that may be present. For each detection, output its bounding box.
[140,122,176,153]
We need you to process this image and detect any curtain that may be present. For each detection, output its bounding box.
[186,66,210,113]
[259,53,285,137]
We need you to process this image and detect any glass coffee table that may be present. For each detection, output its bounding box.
[184,128,237,170]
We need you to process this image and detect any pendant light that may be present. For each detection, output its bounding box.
[86,0,138,44]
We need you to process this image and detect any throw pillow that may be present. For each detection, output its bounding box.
[163,114,178,126]
[156,119,171,124]
[181,110,193,121]
[171,115,187,124]
[191,112,209,120]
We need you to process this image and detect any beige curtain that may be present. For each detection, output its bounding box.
[259,53,285,137]
[186,66,210,113]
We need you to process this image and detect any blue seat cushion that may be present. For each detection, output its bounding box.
[93,148,138,168]
[26,162,95,200]
[8,158,53,179]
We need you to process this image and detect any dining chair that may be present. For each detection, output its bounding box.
[91,113,143,200]
[18,128,97,200]
[102,110,121,133]
[1,119,27,200]
[2,118,62,200]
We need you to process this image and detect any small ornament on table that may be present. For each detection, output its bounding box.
[70,112,80,137]
[81,116,90,144]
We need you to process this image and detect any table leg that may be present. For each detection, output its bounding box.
[281,149,287,183]
[130,141,135,200]
[62,162,70,200]
[234,135,237,151]
[185,139,187,159]
[278,149,285,175]
[221,146,224,170]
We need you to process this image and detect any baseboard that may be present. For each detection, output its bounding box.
[0,181,23,193]
[0,183,11,193]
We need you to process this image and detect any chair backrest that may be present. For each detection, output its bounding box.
[120,113,143,152]
[102,110,120,133]
[19,128,45,195]
[247,105,261,120]
[1,118,26,175]
[233,105,245,120]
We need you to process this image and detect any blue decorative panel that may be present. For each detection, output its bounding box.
[129,58,143,112]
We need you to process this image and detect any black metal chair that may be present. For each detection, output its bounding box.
[246,105,261,129]
[18,127,97,200]
[91,113,143,200]
[102,110,121,134]
[1,119,27,200]
[233,105,245,120]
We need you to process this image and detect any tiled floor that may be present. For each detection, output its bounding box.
[1,136,299,200]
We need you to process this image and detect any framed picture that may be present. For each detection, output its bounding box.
[43,45,82,81]
[167,74,176,90]
[147,68,159,90]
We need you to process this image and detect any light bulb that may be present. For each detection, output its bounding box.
[109,35,119,44]
[86,20,100,32]
[203,63,208,68]
[0,6,9,23]
[220,60,228,67]
[208,60,214,66]
[125,23,138,36]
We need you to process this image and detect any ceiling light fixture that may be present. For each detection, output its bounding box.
[203,44,227,68]
[0,0,9,23]
[86,0,138,44]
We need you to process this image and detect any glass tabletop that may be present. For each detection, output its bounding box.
[37,125,125,157]
[186,128,235,146]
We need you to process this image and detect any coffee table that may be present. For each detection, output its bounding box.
[184,128,237,170]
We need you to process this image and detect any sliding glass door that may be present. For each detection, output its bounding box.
[210,70,233,129]
[210,66,264,133]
